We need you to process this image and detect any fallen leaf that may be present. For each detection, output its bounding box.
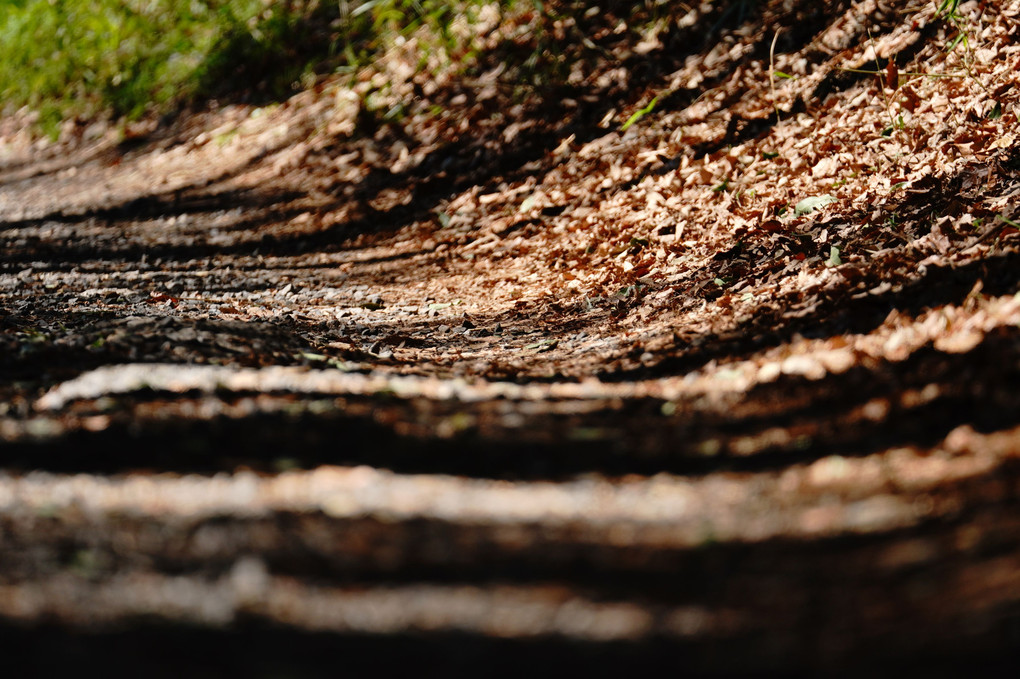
[795,194,838,216]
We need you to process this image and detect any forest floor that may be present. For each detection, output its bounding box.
[3,0,1020,674]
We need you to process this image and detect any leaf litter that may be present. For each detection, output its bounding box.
[3,0,1020,671]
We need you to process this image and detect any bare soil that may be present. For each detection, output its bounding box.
[3,0,1020,674]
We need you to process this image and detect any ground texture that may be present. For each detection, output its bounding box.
[3,0,1020,674]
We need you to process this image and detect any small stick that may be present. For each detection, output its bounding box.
[769,28,783,124]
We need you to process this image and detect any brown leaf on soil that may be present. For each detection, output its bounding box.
[758,219,786,233]
[147,292,179,307]
[885,60,899,91]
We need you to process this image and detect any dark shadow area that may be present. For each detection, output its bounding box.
[1,601,1019,678]
[0,621,809,678]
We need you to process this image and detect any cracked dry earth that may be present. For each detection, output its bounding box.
[3,0,1020,674]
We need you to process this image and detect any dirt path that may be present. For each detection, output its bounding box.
[3,0,1020,673]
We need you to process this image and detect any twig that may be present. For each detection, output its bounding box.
[835,67,966,78]
[769,28,782,124]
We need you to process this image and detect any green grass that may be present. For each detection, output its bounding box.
[1,0,254,132]
[0,0,493,136]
